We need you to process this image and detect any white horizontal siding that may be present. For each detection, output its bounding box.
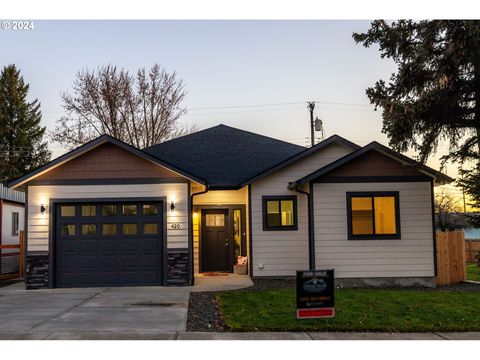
[251,142,354,276]
[27,183,189,252]
[313,181,435,278]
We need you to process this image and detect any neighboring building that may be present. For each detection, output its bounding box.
[0,184,25,274]
[8,124,453,289]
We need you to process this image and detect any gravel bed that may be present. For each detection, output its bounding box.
[186,292,228,332]
[186,279,480,332]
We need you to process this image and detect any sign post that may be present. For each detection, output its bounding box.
[296,269,335,319]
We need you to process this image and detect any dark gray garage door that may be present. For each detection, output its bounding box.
[55,201,164,288]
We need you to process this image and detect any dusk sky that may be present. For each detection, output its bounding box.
[0,20,458,193]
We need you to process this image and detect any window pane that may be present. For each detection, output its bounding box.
[143,204,158,215]
[61,224,76,236]
[122,205,137,216]
[374,196,397,234]
[60,206,75,217]
[206,214,224,227]
[102,224,117,235]
[102,205,117,216]
[123,223,137,235]
[280,200,294,226]
[266,200,280,227]
[82,224,96,235]
[143,223,158,234]
[233,210,241,257]
[351,197,373,235]
[81,205,96,217]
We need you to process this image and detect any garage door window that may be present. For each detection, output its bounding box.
[143,204,158,215]
[81,205,96,217]
[82,224,96,235]
[123,223,138,235]
[61,224,76,236]
[102,224,117,235]
[143,223,158,234]
[122,205,137,216]
[60,206,75,217]
[102,205,117,216]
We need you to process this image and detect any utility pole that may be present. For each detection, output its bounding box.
[307,101,315,147]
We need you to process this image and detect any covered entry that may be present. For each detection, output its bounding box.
[195,205,246,273]
[54,200,165,288]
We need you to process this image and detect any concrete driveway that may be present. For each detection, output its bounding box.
[0,282,190,339]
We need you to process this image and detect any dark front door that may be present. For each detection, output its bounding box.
[55,201,164,288]
[201,209,230,272]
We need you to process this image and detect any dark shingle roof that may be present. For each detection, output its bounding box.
[144,124,306,187]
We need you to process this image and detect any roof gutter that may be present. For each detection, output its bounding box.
[290,183,315,271]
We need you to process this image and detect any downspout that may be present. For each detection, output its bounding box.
[292,184,315,270]
[189,184,209,285]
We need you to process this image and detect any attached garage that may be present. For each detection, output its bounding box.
[54,200,166,288]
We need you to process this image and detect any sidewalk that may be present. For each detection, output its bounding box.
[1,331,479,340]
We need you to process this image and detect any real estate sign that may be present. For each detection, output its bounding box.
[296,269,335,319]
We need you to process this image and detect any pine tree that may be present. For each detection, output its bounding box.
[0,64,51,183]
[354,20,480,222]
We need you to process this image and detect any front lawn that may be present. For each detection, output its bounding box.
[216,288,480,332]
[467,263,480,282]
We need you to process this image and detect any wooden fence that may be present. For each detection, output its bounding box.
[0,230,25,280]
[465,239,480,263]
[436,231,466,286]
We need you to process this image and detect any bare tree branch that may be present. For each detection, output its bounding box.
[51,64,191,150]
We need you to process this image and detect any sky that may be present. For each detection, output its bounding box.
[0,20,464,202]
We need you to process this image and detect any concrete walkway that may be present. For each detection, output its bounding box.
[0,331,479,340]
[190,274,253,292]
[0,284,190,335]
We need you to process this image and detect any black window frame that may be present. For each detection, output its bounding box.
[346,191,401,240]
[262,195,298,231]
[12,212,19,236]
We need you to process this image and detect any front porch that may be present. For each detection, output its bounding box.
[191,184,250,277]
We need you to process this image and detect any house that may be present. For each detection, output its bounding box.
[0,184,25,275]
[7,124,453,289]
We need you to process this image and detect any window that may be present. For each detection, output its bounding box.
[205,214,224,227]
[82,224,97,235]
[12,212,19,236]
[102,205,117,216]
[122,204,137,216]
[122,223,137,235]
[102,224,117,235]
[60,205,75,217]
[81,205,96,217]
[61,224,76,236]
[347,192,400,240]
[143,223,158,234]
[262,196,297,230]
[143,204,158,215]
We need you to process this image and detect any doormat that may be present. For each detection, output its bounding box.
[202,272,229,276]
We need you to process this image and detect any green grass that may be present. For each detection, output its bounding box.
[467,263,480,282]
[216,288,480,332]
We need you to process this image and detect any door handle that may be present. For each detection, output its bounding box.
[225,239,229,247]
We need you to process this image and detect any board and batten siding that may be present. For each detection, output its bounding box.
[192,186,249,273]
[27,183,189,252]
[313,181,435,278]
[250,142,354,276]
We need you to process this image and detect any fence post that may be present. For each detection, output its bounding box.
[19,230,25,278]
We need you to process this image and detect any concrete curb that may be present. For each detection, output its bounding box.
[1,331,479,340]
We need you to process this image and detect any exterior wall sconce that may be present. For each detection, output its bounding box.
[40,204,46,213]
[170,200,175,212]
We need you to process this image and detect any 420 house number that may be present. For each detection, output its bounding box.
[170,223,181,230]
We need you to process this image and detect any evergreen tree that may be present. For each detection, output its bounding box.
[354,20,480,222]
[0,64,51,183]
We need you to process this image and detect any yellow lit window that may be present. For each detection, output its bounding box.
[263,196,297,230]
[348,192,399,239]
